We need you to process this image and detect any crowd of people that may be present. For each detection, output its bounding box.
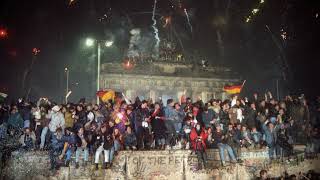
[0,92,319,171]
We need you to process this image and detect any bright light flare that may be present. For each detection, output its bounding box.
[260,0,264,3]
[32,48,40,55]
[252,9,259,15]
[85,38,95,47]
[122,59,134,70]
[105,40,113,47]
[281,31,287,40]
[0,29,7,38]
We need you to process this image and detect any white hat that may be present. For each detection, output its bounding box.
[52,105,60,112]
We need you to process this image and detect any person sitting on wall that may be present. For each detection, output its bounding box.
[19,127,36,151]
[49,128,64,172]
[123,126,137,150]
[251,126,263,148]
[94,123,114,170]
[190,123,208,170]
[212,124,237,166]
[75,127,89,168]
[205,127,215,149]
[58,127,77,167]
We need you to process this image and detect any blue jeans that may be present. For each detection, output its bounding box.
[65,148,72,162]
[174,122,182,134]
[268,144,276,159]
[40,127,48,149]
[157,138,165,146]
[75,147,89,163]
[114,140,121,152]
[217,143,236,162]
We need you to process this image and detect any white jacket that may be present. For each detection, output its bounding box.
[48,111,65,132]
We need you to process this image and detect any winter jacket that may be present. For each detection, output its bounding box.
[62,133,77,148]
[224,129,239,147]
[219,110,230,127]
[48,112,65,132]
[19,106,31,121]
[202,109,215,128]
[50,134,64,152]
[212,131,225,145]
[19,132,36,147]
[172,109,185,123]
[244,107,257,129]
[262,121,279,146]
[134,108,150,128]
[76,110,87,125]
[64,112,74,128]
[150,109,166,137]
[164,106,175,121]
[190,128,208,151]
[93,131,113,150]
[8,112,24,129]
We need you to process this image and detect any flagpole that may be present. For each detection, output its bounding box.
[240,80,246,93]
[241,80,246,88]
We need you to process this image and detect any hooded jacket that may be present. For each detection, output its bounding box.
[190,128,208,151]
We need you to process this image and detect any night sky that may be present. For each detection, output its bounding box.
[0,0,319,102]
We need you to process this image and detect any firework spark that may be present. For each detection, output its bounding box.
[184,8,193,33]
[163,16,172,28]
[152,0,160,57]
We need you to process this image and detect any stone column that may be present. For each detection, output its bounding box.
[149,90,156,103]
[192,91,200,102]
[221,92,226,101]
[201,91,207,103]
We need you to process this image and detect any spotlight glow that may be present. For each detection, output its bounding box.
[105,41,113,47]
[86,38,95,47]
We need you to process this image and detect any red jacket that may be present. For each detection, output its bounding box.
[190,128,208,151]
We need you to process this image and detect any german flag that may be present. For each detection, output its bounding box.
[96,90,115,103]
[223,85,242,94]
[223,80,246,94]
